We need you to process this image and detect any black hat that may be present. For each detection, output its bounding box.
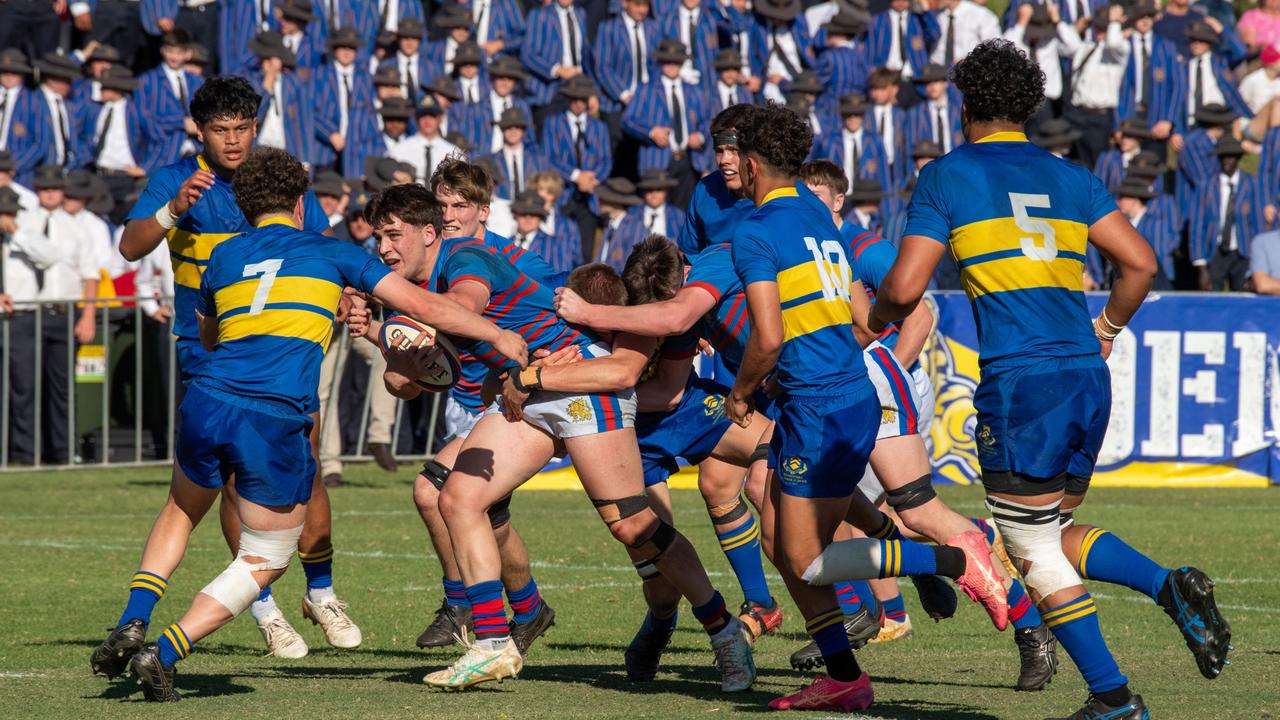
[1129,0,1158,19]
[327,27,363,50]
[787,70,825,95]
[99,65,139,91]
[36,52,80,81]
[596,177,642,207]
[363,156,415,190]
[446,131,470,153]
[489,54,528,80]
[654,40,691,64]
[434,5,472,30]
[376,30,398,48]
[249,31,298,67]
[497,106,528,129]
[785,93,812,116]
[472,155,501,181]
[1194,102,1236,128]
[756,0,802,22]
[1118,117,1152,139]
[189,43,211,66]
[636,170,679,191]
[1116,176,1156,199]
[373,65,402,87]
[64,170,97,200]
[423,75,461,102]
[511,189,549,218]
[1186,19,1220,45]
[86,44,122,63]
[379,96,414,119]
[415,93,445,117]
[1025,5,1058,43]
[847,178,885,203]
[839,92,867,116]
[33,165,66,190]
[915,63,948,84]
[279,0,315,24]
[911,140,944,159]
[346,189,372,217]
[558,74,597,100]
[0,150,14,172]
[453,41,484,67]
[825,11,868,37]
[714,49,745,71]
[397,18,426,39]
[160,29,193,48]
[0,48,31,74]
[1128,150,1164,176]
[1214,135,1245,157]
[1031,118,1082,147]
[0,186,23,215]
[313,171,348,198]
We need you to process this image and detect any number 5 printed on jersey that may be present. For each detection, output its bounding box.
[1010,192,1057,261]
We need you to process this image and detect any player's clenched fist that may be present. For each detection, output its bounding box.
[726,389,754,428]
[553,286,590,324]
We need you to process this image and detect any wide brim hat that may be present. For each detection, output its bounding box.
[396,18,426,39]
[1025,6,1058,43]
[596,177,642,206]
[313,171,348,198]
[433,5,472,30]
[1194,103,1236,127]
[160,29,193,48]
[327,28,363,50]
[86,44,123,63]
[415,93,446,117]
[511,189,549,217]
[1129,0,1158,19]
[363,156,415,191]
[99,65,139,91]
[35,52,81,81]
[189,44,211,66]
[378,97,414,119]
[489,55,528,80]
[0,150,15,172]
[636,170,679,191]
[280,0,316,24]
[655,40,691,64]
[911,140,943,159]
[87,176,115,216]
[558,75,597,100]
[497,106,529,129]
[824,11,868,37]
[65,170,97,199]
[1186,20,1220,45]
[714,49,745,71]
[453,41,484,67]
[1032,119,1082,147]
[1117,117,1152,139]
[1214,136,1245,156]
[1116,177,1157,199]
[249,31,298,68]
[0,186,24,215]
[756,0,802,22]
[839,92,867,117]
[423,75,462,102]
[847,178,885,202]
[33,165,66,190]
[914,63,948,84]
[373,66,402,87]
[0,49,31,75]
[787,71,825,95]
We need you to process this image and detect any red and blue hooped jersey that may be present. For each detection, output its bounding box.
[684,243,751,374]
[841,222,913,362]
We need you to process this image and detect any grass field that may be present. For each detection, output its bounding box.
[1,466,1277,719]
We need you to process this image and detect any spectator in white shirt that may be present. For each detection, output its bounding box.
[389,94,462,185]
[1240,45,1280,116]
[930,0,1000,68]
[1065,7,1130,168]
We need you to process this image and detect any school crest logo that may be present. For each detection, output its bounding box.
[865,159,878,174]
[11,121,25,138]
[703,394,725,419]
[978,424,995,447]
[881,407,897,425]
[567,397,593,423]
[780,456,809,484]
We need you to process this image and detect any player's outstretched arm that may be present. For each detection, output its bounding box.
[868,235,946,335]
[554,285,716,338]
[1087,210,1157,356]
[512,333,655,395]
[728,281,783,427]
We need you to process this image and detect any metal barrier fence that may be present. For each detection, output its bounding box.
[0,296,443,472]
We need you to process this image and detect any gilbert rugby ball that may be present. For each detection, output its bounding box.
[378,317,462,392]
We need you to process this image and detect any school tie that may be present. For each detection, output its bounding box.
[575,119,587,166]
[510,153,522,194]
[669,83,685,146]
[944,10,955,66]
[55,97,69,164]
[1219,179,1236,252]
[94,105,114,164]
[380,0,390,29]
[565,9,580,67]
[935,106,947,150]
[1193,56,1204,116]
[897,13,909,66]
[633,23,646,87]
[178,74,188,108]
[0,89,10,144]
[329,0,340,30]
[475,0,489,43]
[424,142,433,183]
[1140,35,1152,108]
[846,134,858,189]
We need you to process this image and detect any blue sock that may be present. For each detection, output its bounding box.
[1076,527,1172,601]
[882,592,907,622]
[878,538,938,577]
[806,608,851,656]
[442,578,469,607]
[299,544,334,589]
[118,571,167,627]
[1043,593,1127,695]
[1008,578,1043,629]
[691,591,731,636]
[868,512,905,541]
[466,580,510,640]
[156,623,191,669]
[257,585,272,603]
[653,608,678,631]
[834,582,864,615]
[714,513,773,606]
[506,579,543,624]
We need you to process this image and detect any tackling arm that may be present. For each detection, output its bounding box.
[556,285,717,338]
[371,273,528,368]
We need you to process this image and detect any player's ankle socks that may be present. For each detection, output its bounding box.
[806,608,860,680]
[1042,593,1128,696]
[834,582,864,615]
[465,580,510,640]
[1095,685,1135,708]
[1007,579,1042,630]
[878,538,958,578]
[692,591,731,636]
[1076,527,1172,601]
[475,636,510,652]
[299,544,335,590]
[506,579,543,624]
[118,571,167,627]
[714,513,772,606]
[307,586,337,604]
[881,593,907,622]
[442,578,469,607]
[156,623,191,669]
[250,587,280,622]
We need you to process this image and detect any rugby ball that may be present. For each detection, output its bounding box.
[378,317,463,392]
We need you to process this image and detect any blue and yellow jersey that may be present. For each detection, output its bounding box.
[126,154,329,345]
[193,219,391,414]
[684,243,751,374]
[677,171,757,255]
[732,183,867,396]
[904,132,1113,366]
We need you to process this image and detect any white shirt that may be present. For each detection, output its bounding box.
[662,77,688,152]
[565,111,591,181]
[502,145,525,193]
[133,236,174,317]
[766,23,803,82]
[1004,21,1081,101]
[1129,206,1147,230]
[458,75,481,105]
[1,203,62,302]
[335,62,355,137]
[558,5,583,69]
[643,204,668,237]
[0,85,18,149]
[852,207,873,229]
[29,206,97,302]
[443,37,459,76]
[95,99,138,171]
[486,202,516,240]
[1,179,37,216]
[1070,22,1129,110]
[283,31,304,53]
[624,15,649,94]
[885,9,914,77]
[678,6,703,84]
[398,52,420,97]
[930,1,1001,66]
[718,80,737,110]
[804,1,840,38]
[162,65,197,155]
[842,128,863,188]
[473,0,493,45]
[381,0,400,31]
[873,104,896,166]
[1218,171,1240,253]
[257,81,287,149]
[68,207,114,277]
[41,86,71,165]
[598,212,626,261]
[927,99,952,152]
[388,133,462,184]
[737,27,753,78]
[490,92,513,152]
[383,130,408,153]
[1186,53,1226,125]
[1239,68,1280,113]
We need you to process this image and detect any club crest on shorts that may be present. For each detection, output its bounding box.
[780,456,809,483]
[978,424,996,446]
[703,394,726,419]
[881,407,897,425]
[567,397,593,423]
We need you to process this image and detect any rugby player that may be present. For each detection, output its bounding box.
[115,149,526,701]
[93,78,354,672]
[862,40,1230,719]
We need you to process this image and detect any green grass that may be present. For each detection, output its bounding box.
[1,467,1277,719]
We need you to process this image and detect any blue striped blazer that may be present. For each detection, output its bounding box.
[219,0,264,77]
[818,128,894,194]
[1175,128,1217,214]
[868,9,938,75]
[1175,52,1252,134]
[134,67,200,166]
[710,82,753,115]
[591,15,659,114]
[522,221,582,274]
[747,15,813,82]
[815,44,870,103]
[1117,32,1184,128]
[312,63,381,176]
[1188,171,1267,262]
[622,78,713,174]
[488,146,553,200]
[658,7,720,91]
[863,104,910,188]
[521,4,591,107]
[904,91,963,152]
[3,87,51,185]
[79,97,182,172]
[605,203,686,271]
[543,112,612,185]
[252,69,317,166]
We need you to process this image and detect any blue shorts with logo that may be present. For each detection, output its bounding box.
[769,386,879,499]
[177,383,317,508]
[973,353,1111,486]
[637,377,734,487]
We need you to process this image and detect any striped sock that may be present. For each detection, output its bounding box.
[691,590,731,636]
[868,512,905,541]
[299,544,334,590]
[118,571,167,627]
[834,582,864,615]
[714,513,772,606]
[806,608,861,681]
[1076,527,1172,602]
[971,517,1044,629]
[1042,593,1128,695]
[506,579,543,624]
[465,580,509,640]
[156,623,192,669]
[442,578,469,608]
[882,592,907,622]
[877,538,940,578]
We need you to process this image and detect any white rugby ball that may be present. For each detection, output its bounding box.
[378,317,462,392]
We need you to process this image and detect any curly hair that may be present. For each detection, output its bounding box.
[567,263,628,307]
[364,182,444,236]
[622,235,684,305]
[737,101,812,177]
[430,156,494,206]
[951,39,1045,125]
[232,148,309,222]
[190,75,262,126]
[710,103,759,139]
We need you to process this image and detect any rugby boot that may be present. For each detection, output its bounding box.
[624,611,675,682]
[1157,566,1231,679]
[417,598,472,648]
[302,595,363,648]
[90,619,146,679]
[868,616,913,644]
[422,638,522,689]
[510,602,556,655]
[1046,693,1149,720]
[737,598,784,642]
[1014,623,1058,691]
[256,611,309,658]
[768,672,874,712]
[710,617,756,692]
[789,607,881,671]
[129,644,181,702]
[948,530,1010,630]
[911,574,959,620]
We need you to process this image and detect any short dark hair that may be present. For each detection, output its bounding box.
[232,148,309,222]
[952,39,1045,125]
[430,156,493,206]
[868,67,901,90]
[364,182,444,236]
[799,159,848,196]
[622,235,683,305]
[567,263,628,306]
[190,75,262,126]
[738,101,811,177]
[710,103,758,139]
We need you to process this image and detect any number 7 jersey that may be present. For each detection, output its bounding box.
[904,131,1116,367]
